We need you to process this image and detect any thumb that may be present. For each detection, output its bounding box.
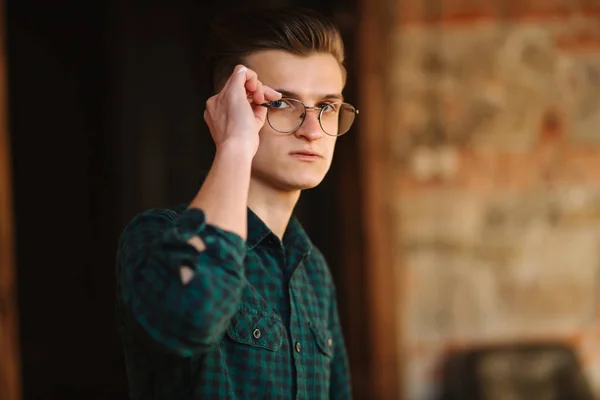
[253,104,268,126]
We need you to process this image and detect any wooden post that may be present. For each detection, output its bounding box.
[357,0,402,399]
[0,0,22,397]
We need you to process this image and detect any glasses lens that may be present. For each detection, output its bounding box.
[266,99,305,133]
[337,103,357,136]
[320,103,357,136]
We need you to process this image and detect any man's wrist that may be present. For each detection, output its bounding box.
[215,139,255,164]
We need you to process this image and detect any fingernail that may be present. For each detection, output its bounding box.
[238,65,247,74]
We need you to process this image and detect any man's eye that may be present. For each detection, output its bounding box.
[320,103,337,113]
[270,100,289,109]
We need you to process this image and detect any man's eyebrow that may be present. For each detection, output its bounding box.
[274,89,344,102]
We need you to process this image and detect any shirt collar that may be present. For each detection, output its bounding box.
[246,207,272,250]
[282,213,312,257]
[246,207,312,257]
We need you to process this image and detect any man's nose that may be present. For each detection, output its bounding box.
[295,109,323,141]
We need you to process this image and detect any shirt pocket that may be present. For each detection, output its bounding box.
[226,307,286,351]
[310,322,334,359]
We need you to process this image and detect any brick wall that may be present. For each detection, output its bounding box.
[379,0,600,397]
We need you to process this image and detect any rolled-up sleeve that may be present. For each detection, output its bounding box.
[116,207,246,357]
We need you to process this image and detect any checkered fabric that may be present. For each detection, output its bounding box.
[115,203,351,399]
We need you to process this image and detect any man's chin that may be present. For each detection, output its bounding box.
[279,181,319,192]
[251,168,327,192]
[275,175,325,192]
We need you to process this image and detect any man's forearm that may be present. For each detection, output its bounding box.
[188,143,253,240]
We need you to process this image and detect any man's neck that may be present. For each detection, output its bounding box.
[247,178,301,240]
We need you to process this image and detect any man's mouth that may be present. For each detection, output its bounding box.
[290,150,321,158]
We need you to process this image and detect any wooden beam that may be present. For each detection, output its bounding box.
[357,1,402,399]
[0,0,22,397]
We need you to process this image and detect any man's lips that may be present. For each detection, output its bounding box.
[289,150,322,158]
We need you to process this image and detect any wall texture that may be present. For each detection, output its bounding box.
[380,0,600,397]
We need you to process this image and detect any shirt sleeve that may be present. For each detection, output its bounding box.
[116,207,246,357]
[329,285,353,400]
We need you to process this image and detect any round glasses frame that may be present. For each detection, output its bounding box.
[259,98,359,137]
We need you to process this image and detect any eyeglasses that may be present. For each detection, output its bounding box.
[259,98,359,137]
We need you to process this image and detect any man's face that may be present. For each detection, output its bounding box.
[245,50,345,192]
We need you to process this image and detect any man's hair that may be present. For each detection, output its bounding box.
[207,5,345,92]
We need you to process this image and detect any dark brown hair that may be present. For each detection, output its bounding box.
[207,5,345,92]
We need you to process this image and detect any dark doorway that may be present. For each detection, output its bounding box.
[7,0,365,398]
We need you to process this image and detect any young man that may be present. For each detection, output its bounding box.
[116,5,358,399]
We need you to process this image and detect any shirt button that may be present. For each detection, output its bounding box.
[253,329,261,339]
[328,338,333,347]
[295,342,301,353]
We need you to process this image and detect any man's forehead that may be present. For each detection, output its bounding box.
[244,50,345,94]
[274,88,344,101]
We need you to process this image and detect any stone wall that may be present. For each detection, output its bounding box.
[383,1,600,397]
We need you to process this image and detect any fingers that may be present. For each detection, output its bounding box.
[263,86,282,101]
[226,64,274,102]
[232,64,258,94]
[252,81,265,105]
[218,64,254,97]
[219,64,281,105]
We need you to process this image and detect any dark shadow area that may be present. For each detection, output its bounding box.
[7,0,366,398]
[438,342,595,400]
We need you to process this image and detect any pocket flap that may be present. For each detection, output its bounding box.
[226,309,285,351]
[310,322,334,357]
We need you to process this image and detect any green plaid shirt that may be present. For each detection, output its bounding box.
[115,203,351,399]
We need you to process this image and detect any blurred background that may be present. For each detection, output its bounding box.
[1,0,600,399]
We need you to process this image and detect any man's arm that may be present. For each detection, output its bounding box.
[329,287,352,399]
[117,65,281,357]
[189,64,280,240]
